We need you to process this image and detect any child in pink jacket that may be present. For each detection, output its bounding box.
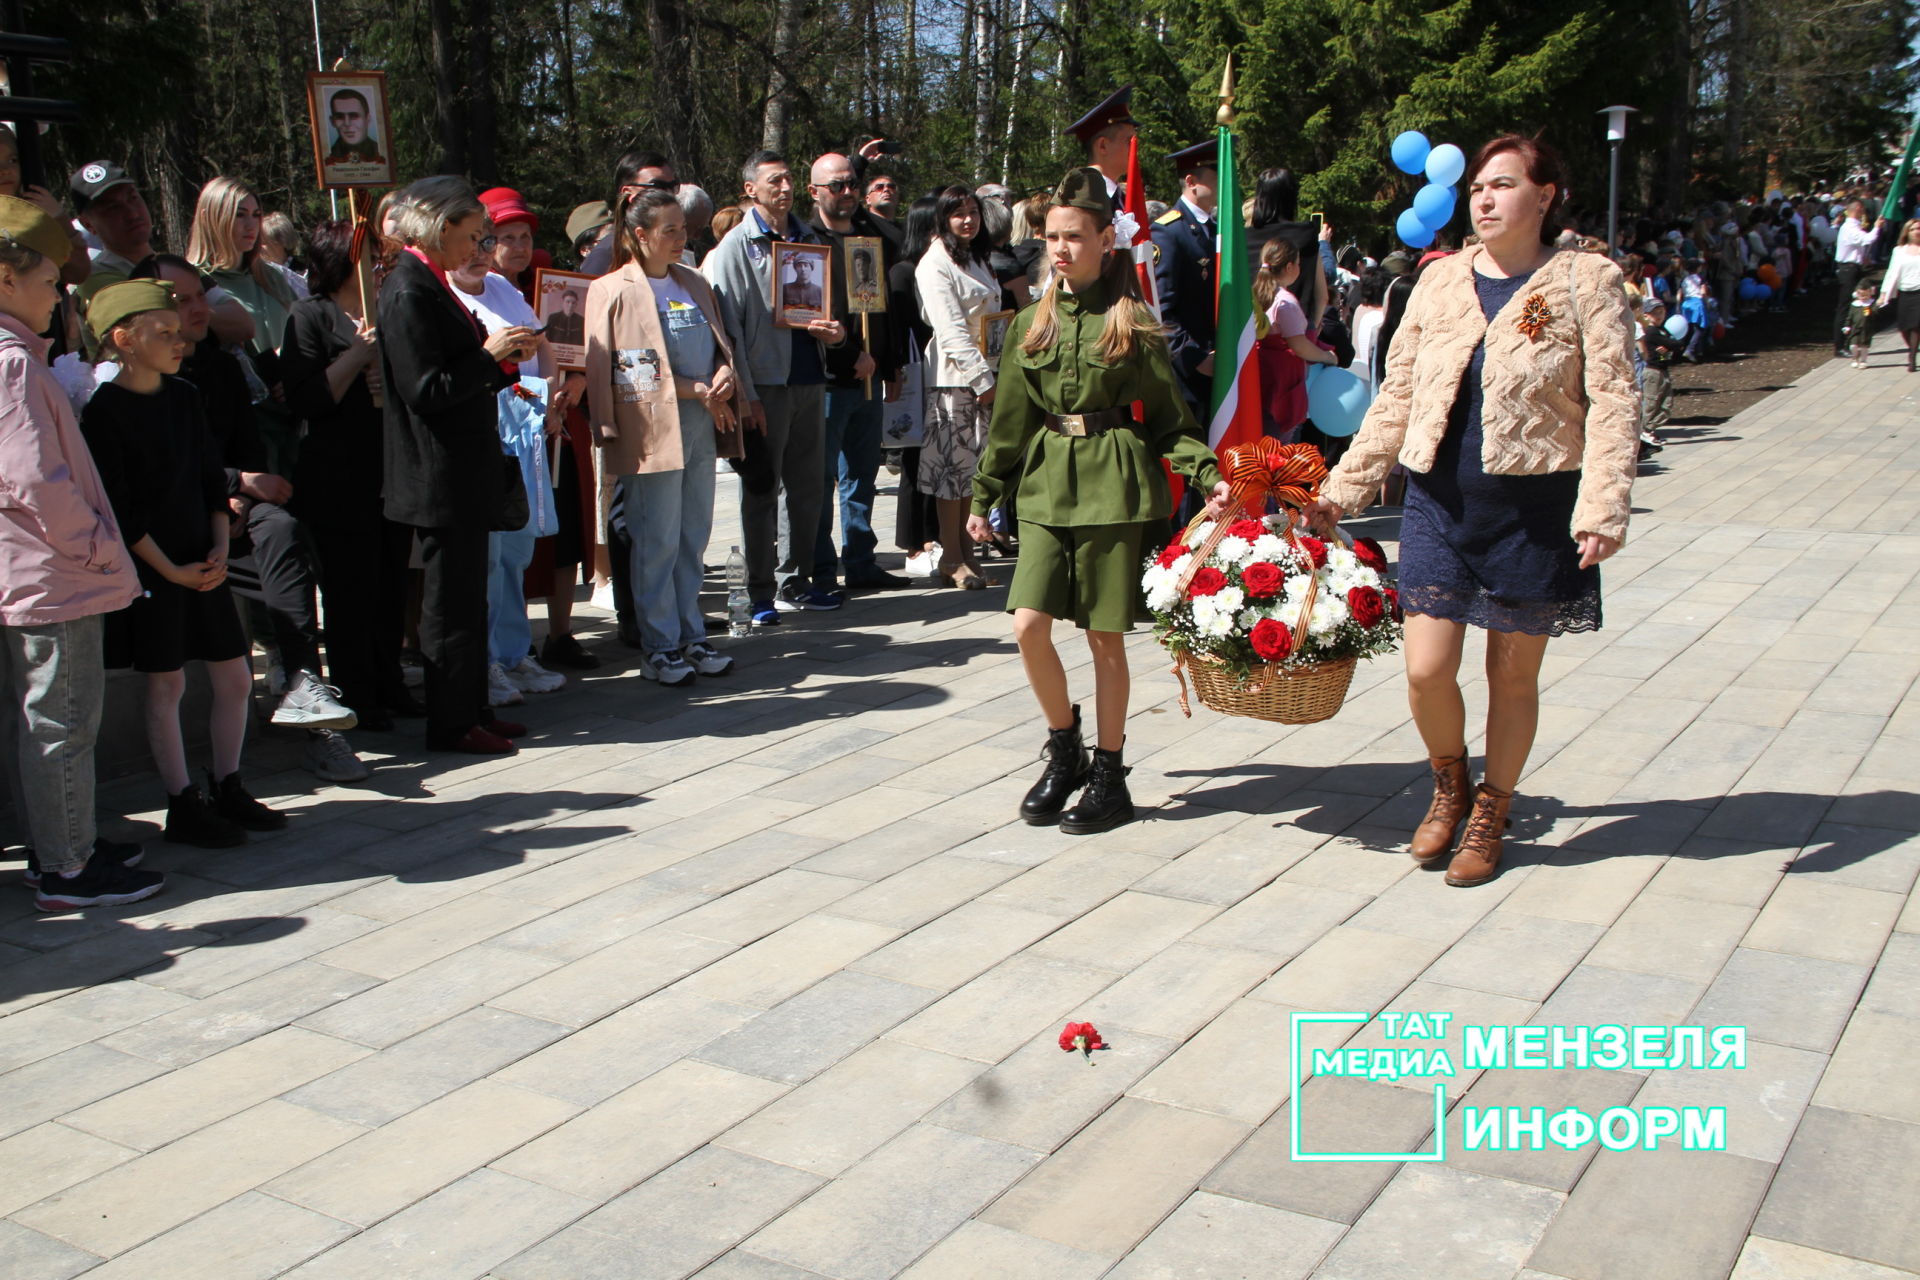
[0,195,161,911]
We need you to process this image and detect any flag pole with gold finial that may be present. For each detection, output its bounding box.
[1205,51,1263,455]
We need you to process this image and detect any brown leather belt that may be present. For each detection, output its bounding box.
[1042,407,1130,437]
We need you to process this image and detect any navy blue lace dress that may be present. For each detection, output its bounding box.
[1398,268,1601,636]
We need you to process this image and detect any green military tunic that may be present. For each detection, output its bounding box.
[971,279,1222,523]
[971,278,1223,630]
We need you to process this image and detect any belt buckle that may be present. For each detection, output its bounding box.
[1057,413,1089,437]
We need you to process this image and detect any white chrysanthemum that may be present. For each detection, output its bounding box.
[1215,535,1254,565]
[1250,535,1291,565]
[1197,608,1234,638]
[1237,608,1265,629]
[1146,579,1183,612]
[1167,553,1193,579]
[1189,522,1216,547]
[1306,590,1352,639]
[1285,573,1314,601]
[1213,586,1245,614]
[1141,564,1168,593]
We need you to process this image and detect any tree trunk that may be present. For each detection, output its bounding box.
[1721,0,1749,188]
[467,0,498,184]
[428,0,468,175]
[762,0,805,152]
[1001,0,1030,184]
[649,0,697,173]
[972,0,993,178]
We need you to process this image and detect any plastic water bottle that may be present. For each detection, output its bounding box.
[726,546,751,637]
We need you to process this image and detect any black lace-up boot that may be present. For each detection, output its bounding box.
[1060,744,1135,835]
[1020,705,1091,824]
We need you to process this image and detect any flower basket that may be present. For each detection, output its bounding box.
[1143,439,1401,725]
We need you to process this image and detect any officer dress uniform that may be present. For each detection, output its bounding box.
[1152,201,1217,411]
[971,175,1223,634]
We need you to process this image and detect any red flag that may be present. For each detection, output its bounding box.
[1125,136,1159,320]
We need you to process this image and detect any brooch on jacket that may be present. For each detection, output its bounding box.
[1516,294,1552,340]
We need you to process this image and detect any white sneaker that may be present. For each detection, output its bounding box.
[639,649,696,686]
[304,729,371,782]
[903,543,941,578]
[589,580,617,613]
[684,641,734,676]
[271,671,358,729]
[507,655,566,694]
[487,662,525,707]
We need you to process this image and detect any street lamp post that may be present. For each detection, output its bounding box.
[1600,106,1637,257]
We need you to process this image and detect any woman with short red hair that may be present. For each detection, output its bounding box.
[1308,134,1640,887]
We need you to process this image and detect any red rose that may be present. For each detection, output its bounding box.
[1297,535,1328,569]
[1240,561,1284,599]
[1059,1021,1106,1057]
[1250,617,1293,660]
[1352,537,1388,573]
[1348,585,1386,627]
[1228,518,1269,543]
[1189,567,1228,597]
[1155,542,1191,569]
[1385,587,1403,622]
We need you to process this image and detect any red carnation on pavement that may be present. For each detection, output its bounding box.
[1351,537,1388,572]
[1155,542,1191,569]
[1060,1021,1106,1060]
[1250,617,1293,660]
[1385,587,1403,622]
[1349,585,1387,627]
[1189,567,1228,597]
[1297,535,1328,569]
[1240,561,1284,600]
[1228,518,1268,543]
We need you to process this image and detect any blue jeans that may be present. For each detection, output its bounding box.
[0,615,104,875]
[623,403,718,654]
[487,523,538,667]
[815,387,885,581]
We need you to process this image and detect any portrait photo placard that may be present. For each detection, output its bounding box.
[306,71,396,190]
[534,268,595,371]
[772,241,832,329]
[975,309,1016,367]
[843,236,886,314]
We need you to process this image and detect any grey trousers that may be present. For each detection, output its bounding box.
[739,383,827,602]
[0,615,104,875]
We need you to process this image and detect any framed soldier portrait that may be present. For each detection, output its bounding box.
[534,268,595,371]
[772,241,832,328]
[306,71,396,189]
[843,236,886,314]
[975,309,1016,366]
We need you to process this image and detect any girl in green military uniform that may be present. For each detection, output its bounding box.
[967,168,1229,834]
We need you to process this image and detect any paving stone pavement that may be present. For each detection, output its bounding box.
[2,352,1918,1278]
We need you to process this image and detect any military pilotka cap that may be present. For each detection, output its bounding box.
[0,194,72,267]
[1051,167,1115,223]
[69,160,135,213]
[88,279,177,341]
[566,201,613,247]
[1167,139,1219,173]
[1064,86,1135,144]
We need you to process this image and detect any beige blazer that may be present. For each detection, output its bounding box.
[1322,245,1641,543]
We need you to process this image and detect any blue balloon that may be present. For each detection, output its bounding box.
[1305,364,1372,438]
[1411,183,1456,228]
[1390,131,1431,176]
[1425,143,1466,188]
[1395,207,1434,249]
[1664,314,1689,339]
[1739,279,1766,303]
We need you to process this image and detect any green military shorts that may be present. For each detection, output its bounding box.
[1006,521,1147,633]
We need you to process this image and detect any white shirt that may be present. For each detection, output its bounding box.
[1351,306,1384,387]
[1881,245,1920,298]
[1177,196,1213,232]
[452,271,545,378]
[1836,218,1877,265]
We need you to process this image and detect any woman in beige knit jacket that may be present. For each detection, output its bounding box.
[586,189,746,687]
[1308,134,1639,888]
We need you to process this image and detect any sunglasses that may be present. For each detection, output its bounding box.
[813,179,858,194]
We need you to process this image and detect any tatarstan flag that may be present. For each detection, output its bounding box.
[1207,124,1262,453]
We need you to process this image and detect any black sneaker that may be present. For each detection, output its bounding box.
[208,771,288,832]
[540,632,602,670]
[166,784,247,848]
[34,852,165,913]
[21,836,145,889]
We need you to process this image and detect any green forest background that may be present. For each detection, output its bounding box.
[18,0,1920,257]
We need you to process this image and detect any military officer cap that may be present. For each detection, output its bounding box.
[1166,139,1219,174]
[88,279,177,342]
[0,194,72,267]
[1050,167,1115,224]
[1064,86,1136,145]
[566,201,613,248]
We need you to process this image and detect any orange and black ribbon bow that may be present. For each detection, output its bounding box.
[1221,439,1328,516]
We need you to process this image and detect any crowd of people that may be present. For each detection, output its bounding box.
[0,94,1890,907]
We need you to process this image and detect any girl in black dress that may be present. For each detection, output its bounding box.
[80,280,286,847]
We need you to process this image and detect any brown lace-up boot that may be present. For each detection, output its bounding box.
[1410,753,1471,865]
[1445,784,1514,887]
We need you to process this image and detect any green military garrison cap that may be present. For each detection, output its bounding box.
[0,194,72,267]
[1051,167,1114,224]
[88,279,177,341]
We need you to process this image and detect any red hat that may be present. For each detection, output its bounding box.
[477,187,539,231]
